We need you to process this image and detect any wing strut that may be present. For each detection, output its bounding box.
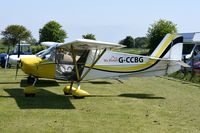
[71,45,80,81]
[80,48,106,81]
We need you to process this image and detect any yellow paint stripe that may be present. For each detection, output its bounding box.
[86,59,156,71]
[85,34,175,72]
[154,34,175,58]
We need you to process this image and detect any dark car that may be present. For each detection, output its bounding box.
[0,53,8,68]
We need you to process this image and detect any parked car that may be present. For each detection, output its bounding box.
[0,53,8,68]
[1,44,32,68]
[182,44,200,61]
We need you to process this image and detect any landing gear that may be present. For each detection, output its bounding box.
[27,76,35,84]
[24,77,38,97]
[24,85,37,97]
[63,82,90,99]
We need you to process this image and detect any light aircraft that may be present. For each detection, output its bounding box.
[16,33,189,98]
[4,42,58,68]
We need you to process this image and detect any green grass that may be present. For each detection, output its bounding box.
[170,71,200,84]
[114,48,149,55]
[0,69,200,133]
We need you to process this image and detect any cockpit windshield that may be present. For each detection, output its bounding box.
[37,46,56,61]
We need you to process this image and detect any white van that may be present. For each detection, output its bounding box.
[180,32,200,61]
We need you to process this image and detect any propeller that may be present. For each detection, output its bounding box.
[15,42,21,79]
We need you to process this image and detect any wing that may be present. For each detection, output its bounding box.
[58,39,125,50]
[41,42,63,47]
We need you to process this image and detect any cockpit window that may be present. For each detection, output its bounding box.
[39,46,56,61]
[55,47,82,64]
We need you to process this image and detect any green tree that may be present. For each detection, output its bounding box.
[1,25,31,47]
[147,19,177,54]
[1,25,31,54]
[82,33,96,40]
[119,36,135,48]
[39,21,67,43]
[135,37,148,48]
[26,36,37,45]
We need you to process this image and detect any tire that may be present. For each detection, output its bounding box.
[25,93,36,97]
[0,62,5,68]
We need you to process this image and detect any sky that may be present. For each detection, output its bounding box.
[1,0,200,43]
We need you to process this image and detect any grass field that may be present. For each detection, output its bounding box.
[114,48,149,55]
[0,69,200,133]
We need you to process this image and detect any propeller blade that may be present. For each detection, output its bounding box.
[15,61,20,79]
[17,43,20,58]
[15,64,19,79]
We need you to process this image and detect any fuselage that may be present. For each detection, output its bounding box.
[20,34,183,81]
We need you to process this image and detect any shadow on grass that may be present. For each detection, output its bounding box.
[88,81,112,84]
[2,88,75,109]
[90,93,165,99]
[119,93,165,99]
[0,81,21,84]
[20,79,60,87]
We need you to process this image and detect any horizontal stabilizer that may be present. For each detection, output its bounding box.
[149,56,191,67]
[177,61,191,68]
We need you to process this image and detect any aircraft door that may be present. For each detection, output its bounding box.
[55,48,74,80]
[55,47,90,81]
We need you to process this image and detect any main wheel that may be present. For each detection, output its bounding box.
[0,62,5,68]
[64,92,70,95]
[73,95,85,99]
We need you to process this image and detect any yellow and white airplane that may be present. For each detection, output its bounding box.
[17,33,188,98]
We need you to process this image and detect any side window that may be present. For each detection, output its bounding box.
[182,44,195,55]
[48,49,55,62]
[55,48,73,64]
[55,48,85,64]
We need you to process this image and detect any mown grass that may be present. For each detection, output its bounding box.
[170,70,200,84]
[0,69,200,133]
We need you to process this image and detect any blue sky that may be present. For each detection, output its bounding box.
[1,0,200,42]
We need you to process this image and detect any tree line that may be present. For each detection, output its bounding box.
[0,19,177,54]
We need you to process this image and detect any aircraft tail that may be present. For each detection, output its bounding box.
[150,33,183,60]
[149,33,186,75]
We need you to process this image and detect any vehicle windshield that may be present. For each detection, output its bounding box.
[14,44,31,54]
[182,44,195,55]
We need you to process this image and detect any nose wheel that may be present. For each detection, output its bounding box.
[24,77,37,97]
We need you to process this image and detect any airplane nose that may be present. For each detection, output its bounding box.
[20,57,42,75]
[20,58,31,72]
